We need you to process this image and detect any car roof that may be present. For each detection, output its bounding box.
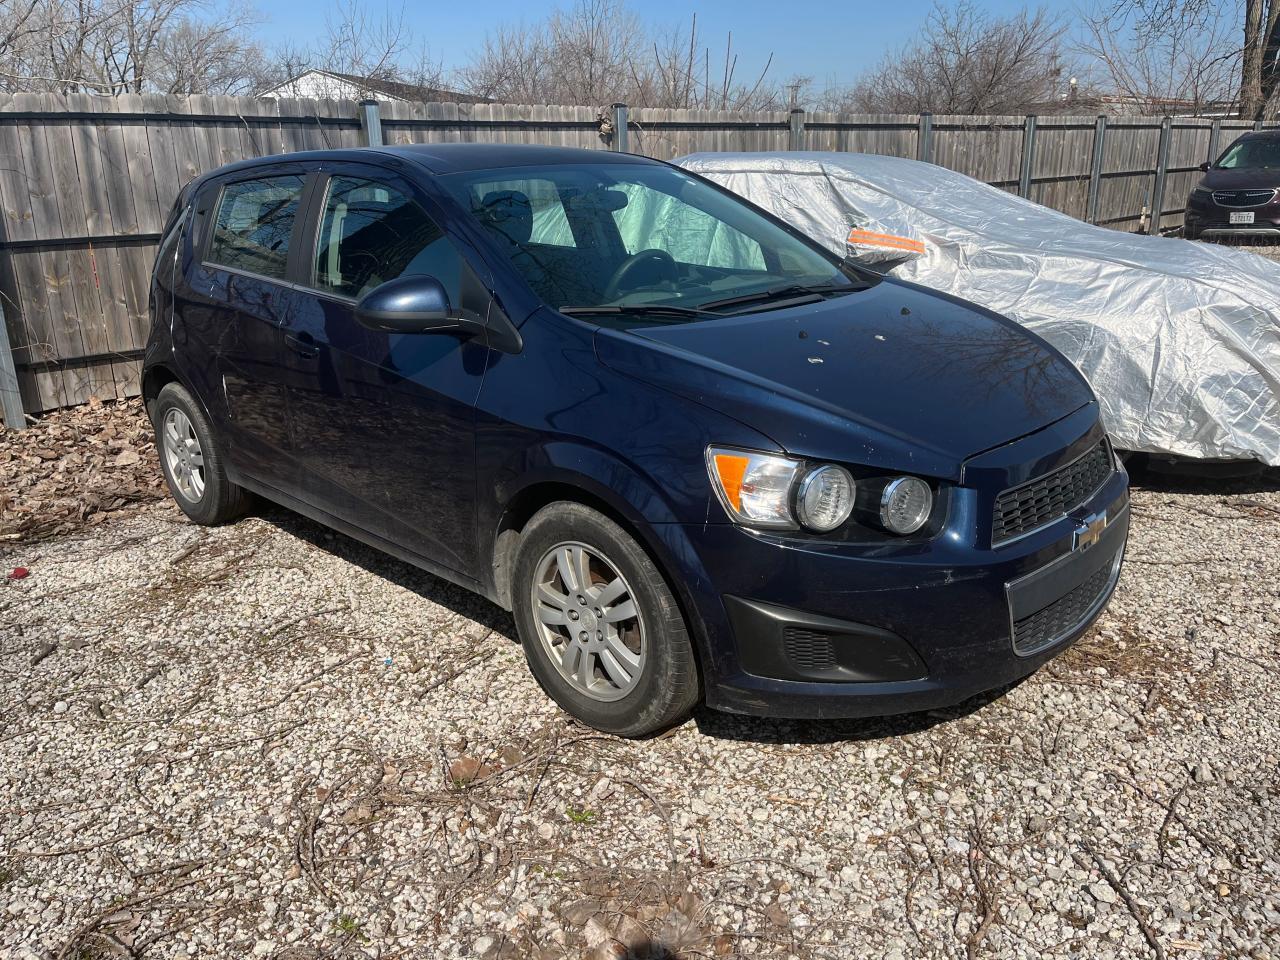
[188,143,656,192]
[378,143,655,173]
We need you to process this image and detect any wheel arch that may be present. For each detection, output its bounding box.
[142,362,219,429]
[489,474,713,687]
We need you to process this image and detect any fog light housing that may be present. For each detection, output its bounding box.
[880,476,932,534]
[796,465,855,532]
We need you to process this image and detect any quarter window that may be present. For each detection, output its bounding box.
[207,175,305,280]
[313,176,462,300]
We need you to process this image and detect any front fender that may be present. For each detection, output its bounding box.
[485,444,727,680]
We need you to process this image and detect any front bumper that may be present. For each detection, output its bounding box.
[1186,196,1280,238]
[676,414,1130,719]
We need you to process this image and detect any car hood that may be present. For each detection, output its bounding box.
[1200,167,1280,190]
[594,279,1094,479]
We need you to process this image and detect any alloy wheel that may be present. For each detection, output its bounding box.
[162,408,206,503]
[529,541,646,702]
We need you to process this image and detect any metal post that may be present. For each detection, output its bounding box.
[917,113,933,163]
[788,109,805,151]
[1018,115,1038,198]
[1086,115,1107,224]
[0,301,25,429]
[1255,118,1266,132]
[611,103,629,153]
[1207,119,1221,165]
[1149,116,1172,235]
[358,99,382,147]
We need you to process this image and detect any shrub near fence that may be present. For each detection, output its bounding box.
[0,93,1268,424]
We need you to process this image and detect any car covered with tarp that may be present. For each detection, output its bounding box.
[668,152,1280,466]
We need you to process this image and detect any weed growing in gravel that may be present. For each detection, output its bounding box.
[565,806,597,825]
[333,915,366,941]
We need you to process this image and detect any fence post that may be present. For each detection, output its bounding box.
[1086,115,1107,224]
[1148,116,1172,235]
[917,113,933,162]
[1207,119,1221,165]
[1255,118,1266,132]
[1018,115,1038,198]
[358,99,382,147]
[612,103,629,152]
[0,302,24,429]
[789,109,805,150]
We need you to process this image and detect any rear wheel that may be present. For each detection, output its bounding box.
[152,382,250,525]
[511,502,700,736]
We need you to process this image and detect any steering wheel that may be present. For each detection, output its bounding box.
[602,249,679,300]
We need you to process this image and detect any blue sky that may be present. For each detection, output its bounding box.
[258,0,1041,93]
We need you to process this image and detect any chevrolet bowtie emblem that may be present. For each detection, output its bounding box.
[1074,512,1108,551]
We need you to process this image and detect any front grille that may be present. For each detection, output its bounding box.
[1212,189,1277,208]
[992,441,1112,544]
[1012,561,1115,655]
[783,627,836,672]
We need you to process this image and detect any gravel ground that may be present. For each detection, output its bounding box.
[2,407,1280,960]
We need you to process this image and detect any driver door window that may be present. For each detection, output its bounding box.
[313,175,462,301]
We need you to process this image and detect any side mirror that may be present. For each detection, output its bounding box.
[1199,161,1211,172]
[354,275,484,336]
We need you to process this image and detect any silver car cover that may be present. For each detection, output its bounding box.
[675,152,1280,465]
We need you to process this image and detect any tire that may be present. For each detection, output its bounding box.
[151,382,250,525]
[511,502,700,737]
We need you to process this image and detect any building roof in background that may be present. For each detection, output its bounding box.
[260,69,491,104]
[1031,93,1238,118]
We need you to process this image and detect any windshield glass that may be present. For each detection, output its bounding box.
[1217,137,1280,170]
[443,162,858,318]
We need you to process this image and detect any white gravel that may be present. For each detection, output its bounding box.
[2,469,1279,959]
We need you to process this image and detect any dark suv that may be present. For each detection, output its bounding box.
[1186,130,1280,240]
[145,144,1129,736]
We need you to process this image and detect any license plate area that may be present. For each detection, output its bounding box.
[1005,502,1129,656]
[1230,211,1256,225]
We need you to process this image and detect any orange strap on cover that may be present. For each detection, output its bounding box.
[846,229,926,254]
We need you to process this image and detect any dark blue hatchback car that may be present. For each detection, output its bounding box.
[144,144,1129,736]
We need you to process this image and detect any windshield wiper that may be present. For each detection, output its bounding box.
[698,281,870,313]
[559,304,717,320]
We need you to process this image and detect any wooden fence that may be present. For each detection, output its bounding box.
[0,93,1268,423]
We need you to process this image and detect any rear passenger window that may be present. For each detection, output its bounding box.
[313,176,462,300]
[207,175,305,280]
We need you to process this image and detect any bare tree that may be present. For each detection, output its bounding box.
[643,13,780,110]
[457,0,783,110]
[1101,1,1278,118]
[826,2,1074,115]
[258,0,444,98]
[0,0,266,94]
[151,4,268,95]
[1079,1,1239,115]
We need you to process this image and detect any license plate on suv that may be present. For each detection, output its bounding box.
[1230,212,1256,225]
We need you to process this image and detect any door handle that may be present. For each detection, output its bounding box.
[285,332,320,359]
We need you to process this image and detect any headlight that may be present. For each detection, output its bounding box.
[707,446,933,536]
[880,476,933,534]
[706,447,802,528]
[796,464,855,532]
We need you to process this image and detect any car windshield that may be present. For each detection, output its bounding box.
[1217,137,1280,170]
[443,162,865,321]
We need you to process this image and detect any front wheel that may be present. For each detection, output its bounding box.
[511,503,700,737]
